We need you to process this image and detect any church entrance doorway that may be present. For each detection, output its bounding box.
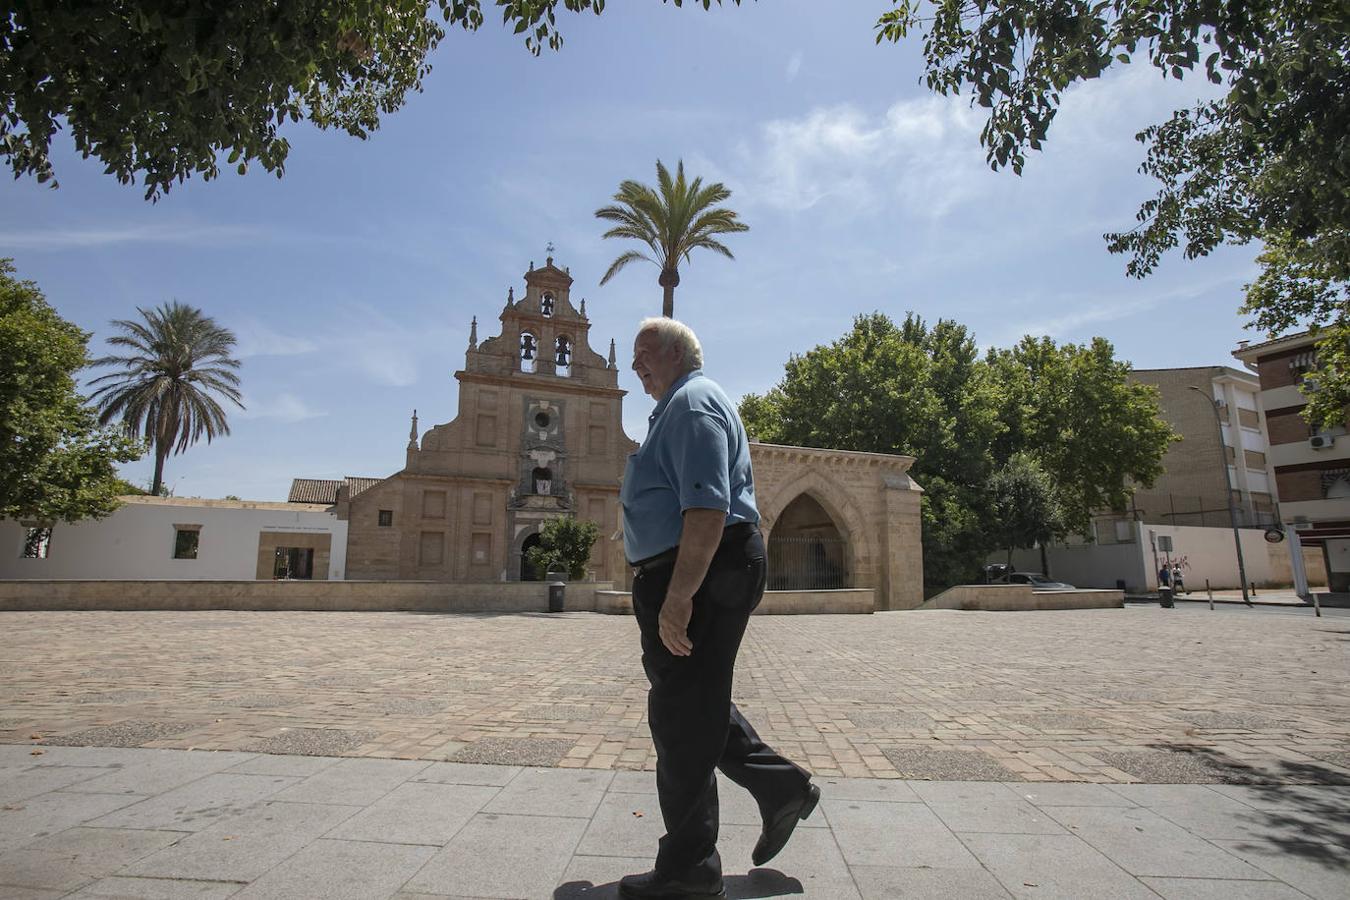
[520,532,542,581]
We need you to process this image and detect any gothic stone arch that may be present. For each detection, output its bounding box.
[758,469,873,593]
[750,443,923,610]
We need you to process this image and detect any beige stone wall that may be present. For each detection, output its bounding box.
[922,584,1124,610]
[751,443,923,611]
[0,579,615,613]
[591,588,876,616]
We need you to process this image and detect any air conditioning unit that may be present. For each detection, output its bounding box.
[1310,433,1335,450]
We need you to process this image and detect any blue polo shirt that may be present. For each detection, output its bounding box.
[620,369,759,563]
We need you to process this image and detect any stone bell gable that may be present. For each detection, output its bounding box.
[342,256,638,583]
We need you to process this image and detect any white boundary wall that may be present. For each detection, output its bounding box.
[0,497,346,581]
[1000,522,1319,593]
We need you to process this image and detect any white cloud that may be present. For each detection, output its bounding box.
[727,64,1228,223]
[785,52,803,82]
[232,318,319,358]
[0,223,269,250]
[732,95,988,217]
[236,392,326,423]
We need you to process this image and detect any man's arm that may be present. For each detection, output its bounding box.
[657,507,726,657]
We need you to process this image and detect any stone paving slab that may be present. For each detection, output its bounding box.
[5,608,1348,785]
[0,747,1347,898]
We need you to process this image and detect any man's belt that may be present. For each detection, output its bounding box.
[629,522,758,575]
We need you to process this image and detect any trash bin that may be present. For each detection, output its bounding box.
[548,581,565,613]
[1159,587,1174,609]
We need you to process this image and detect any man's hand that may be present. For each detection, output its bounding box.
[659,593,694,656]
[658,508,726,657]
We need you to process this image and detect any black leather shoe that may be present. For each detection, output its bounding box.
[618,869,726,899]
[752,783,821,866]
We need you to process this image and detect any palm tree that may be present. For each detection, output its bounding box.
[595,159,749,318]
[88,302,244,496]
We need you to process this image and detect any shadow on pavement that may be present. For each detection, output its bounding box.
[1152,743,1350,870]
[554,870,804,898]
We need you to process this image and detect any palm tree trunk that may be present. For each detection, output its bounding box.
[658,268,680,318]
[151,444,168,496]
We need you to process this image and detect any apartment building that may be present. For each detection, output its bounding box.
[1120,366,1277,530]
[1233,332,1350,593]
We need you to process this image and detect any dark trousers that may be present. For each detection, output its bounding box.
[632,528,811,880]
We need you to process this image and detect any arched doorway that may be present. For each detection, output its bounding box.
[520,532,542,581]
[767,493,850,590]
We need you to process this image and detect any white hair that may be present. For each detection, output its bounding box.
[638,317,704,370]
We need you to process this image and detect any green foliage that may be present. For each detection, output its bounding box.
[88,302,245,496]
[1240,234,1348,431]
[525,515,601,580]
[0,260,142,523]
[986,336,1176,537]
[741,313,1001,593]
[1,1,741,199]
[111,478,149,496]
[595,159,749,318]
[876,2,1348,420]
[741,313,1175,592]
[987,453,1064,566]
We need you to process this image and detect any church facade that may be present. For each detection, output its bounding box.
[338,257,635,584]
[318,256,925,610]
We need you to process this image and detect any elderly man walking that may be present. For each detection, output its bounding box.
[618,318,819,899]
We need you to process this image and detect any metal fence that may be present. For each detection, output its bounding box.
[767,536,850,590]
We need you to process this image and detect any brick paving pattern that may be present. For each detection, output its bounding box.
[2,607,1347,784]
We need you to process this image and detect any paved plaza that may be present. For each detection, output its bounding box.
[1,607,1349,898]
[2,744,1349,899]
[2,607,1349,784]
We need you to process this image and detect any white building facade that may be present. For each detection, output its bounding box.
[1,497,347,581]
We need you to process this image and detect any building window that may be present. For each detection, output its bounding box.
[378,510,393,527]
[273,547,314,580]
[541,292,554,316]
[173,528,200,560]
[22,527,51,559]
[532,466,553,495]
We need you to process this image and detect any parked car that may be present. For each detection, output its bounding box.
[994,572,1076,591]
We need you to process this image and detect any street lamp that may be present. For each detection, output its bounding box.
[1188,385,1253,606]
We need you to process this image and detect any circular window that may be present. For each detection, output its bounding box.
[534,411,551,429]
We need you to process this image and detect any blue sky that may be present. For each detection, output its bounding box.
[4,2,1259,500]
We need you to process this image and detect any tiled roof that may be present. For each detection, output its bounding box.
[287,479,343,504]
[287,476,382,504]
[345,477,380,499]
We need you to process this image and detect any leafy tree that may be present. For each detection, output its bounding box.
[2,1,741,200]
[1240,235,1348,430]
[526,515,601,580]
[742,314,1174,591]
[986,335,1176,537]
[741,313,1002,593]
[875,1,1348,426]
[987,452,1064,569]
[594,159,749,318]
[0,260,142,523]
[111,478,150,496]
[88,302,245,496]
